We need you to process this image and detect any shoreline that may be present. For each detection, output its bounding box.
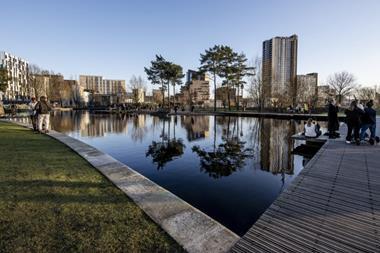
[4,119,239,253]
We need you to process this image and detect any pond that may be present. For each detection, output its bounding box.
[49,111,315,236]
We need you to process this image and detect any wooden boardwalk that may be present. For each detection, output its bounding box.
[232,139,380,252]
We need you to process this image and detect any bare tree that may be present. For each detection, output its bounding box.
[327,71,356,104]
[246,57,262,109]
[129,75,147,91]
[129,75,147,104]
[355,86,376,101]
[48,71,66,106]
[28,64,47,99]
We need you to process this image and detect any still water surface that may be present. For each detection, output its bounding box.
[50,111,311,236]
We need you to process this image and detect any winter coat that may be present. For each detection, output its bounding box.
[35,101,52,114]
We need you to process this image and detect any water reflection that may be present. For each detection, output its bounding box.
[180,116,209,141]
[50,111,129,137]
[260,119,303,175]
[131,115,148,142]
[192,137,253,179]
[146,118,186,170]
[49,111,311,236]
[192,116,254,179]
[49,111,305,177]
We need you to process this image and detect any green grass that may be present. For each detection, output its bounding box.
[0,121,183,253]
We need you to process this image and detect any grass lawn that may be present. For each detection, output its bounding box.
[0,121,183,253]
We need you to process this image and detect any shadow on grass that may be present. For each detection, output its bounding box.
[1,193,123,204]
[0,179,109,188]
[0,179,123,204]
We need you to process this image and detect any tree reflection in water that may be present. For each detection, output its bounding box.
[146,117,186,170]
[192,137,253,179]
[146,139,185,170]
[192,116,254,179]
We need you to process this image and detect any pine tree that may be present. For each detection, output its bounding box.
[167,63,184,106]
[199,45,224,111]
[144,55,169,105]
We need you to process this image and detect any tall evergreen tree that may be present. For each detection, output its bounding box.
[230,53,254,110]
[144,55,169,105]
[167,63,184,106]
[199,45,224,111]
[219,46,238,111]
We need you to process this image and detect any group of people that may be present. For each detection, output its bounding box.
[326,98,378,145]
[28,96,52,133]
[344,99,378,145]
[303,98,378,146]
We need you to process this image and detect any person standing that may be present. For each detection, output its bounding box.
[28,97,38,132]
[344,100,363,145]
[360,100,377,145]
[327,98,339,139]
[35,96,52,133]
[10,103,17,117]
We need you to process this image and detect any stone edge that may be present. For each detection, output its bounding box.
[3,119,240,253]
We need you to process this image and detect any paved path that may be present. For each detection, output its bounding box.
[232,139,380,252]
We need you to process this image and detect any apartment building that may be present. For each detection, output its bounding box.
[296,73,318,106]
[0,51,29,101]
[180,70,210,105]
[262,35,298,107]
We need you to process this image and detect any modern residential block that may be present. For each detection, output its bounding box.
[0,51,29,101]
[262,35,298,108]
[296,73,318,107]
[179,70,210,105]
[79,75,104,94]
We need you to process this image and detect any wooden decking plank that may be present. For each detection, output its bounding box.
[250,220,339,253]
[254,212,374,253]
[247,225,320,253]
[266,204,379,243]
[278,191,376,220]
[262,209,378,252]
[271,201,380,239]
[275,196,378,226]
[288,179,380,201]
[286,185,378,210]
[232,132,380,252]
[288,183,380,205]
[244,227,320,253]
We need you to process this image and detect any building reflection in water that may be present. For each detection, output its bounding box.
[50,111,129,137]
[180,116,209,141]
[131,115,148,142]
[260,119,297,175]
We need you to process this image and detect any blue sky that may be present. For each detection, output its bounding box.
[1,0,379,91]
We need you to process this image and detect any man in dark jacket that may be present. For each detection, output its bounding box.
[36,96,52,133]
[328,98,340,139]
[345,100,363,145]
[360,100,377,145]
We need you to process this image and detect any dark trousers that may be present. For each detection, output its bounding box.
[30,115,38,131]
[360,123,376,140]
[346,123,360,142]
[328,119,339,137]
